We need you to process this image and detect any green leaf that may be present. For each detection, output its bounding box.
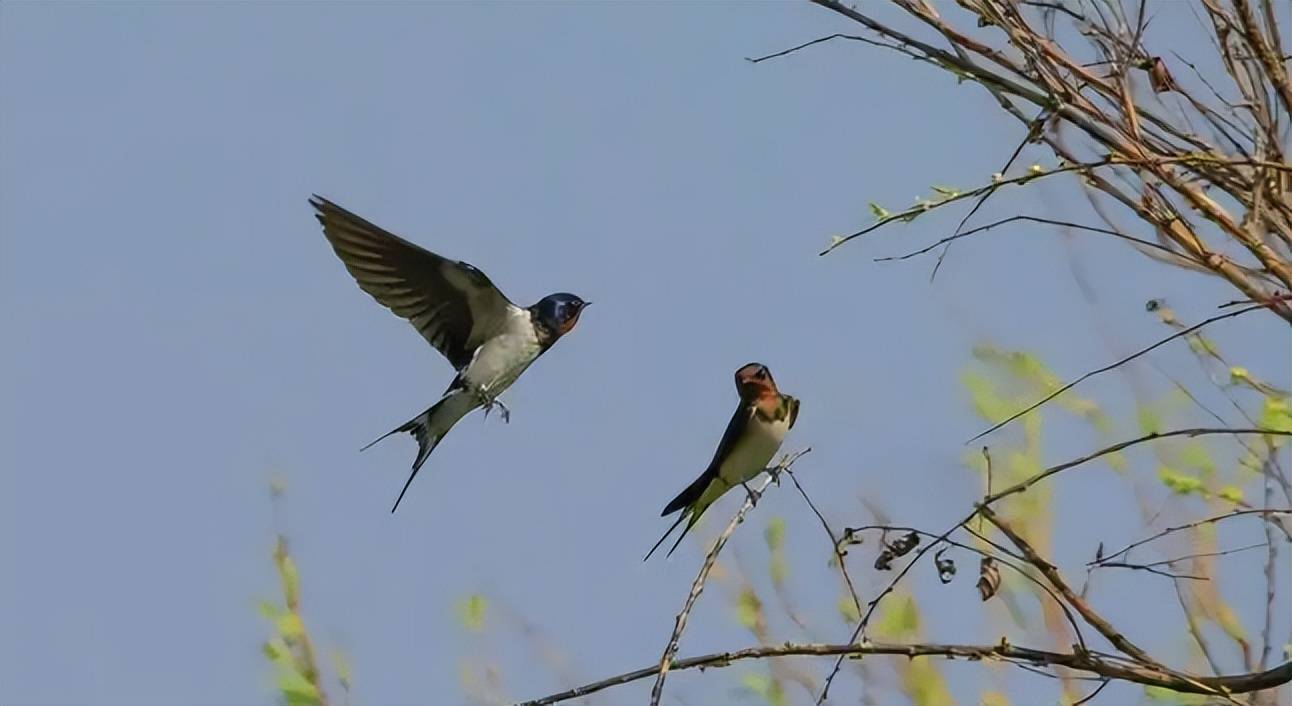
[1158,467,1203,495]
[740,672,773,700]
[1136,404,1162,435]
[763,517,785,551]
[331,649,353,690]
[766,677,787,706]
[737,671,786,706]
[456,594,487,633]
[930,184,961,198]
[277,668,322,706]
[875,594,920,638]
[1239,451,1264,472]
[868,202,891,220]
[979,690,1009,706]
[735,587,762,630]
[837,595,861,624]
[257,600,282,622]
[769,554,788,586]
[279,555,301,606]
[1179,441,1216,478]
[1216,603,1246,641]
[1218,485,1243,503]
[1260,397,1292,433]
[961,371,1015,424]
[276,613,305,640]
[262,637,290,664]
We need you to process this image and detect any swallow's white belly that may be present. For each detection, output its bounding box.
[461,308,543,396]
[702,414,790,507]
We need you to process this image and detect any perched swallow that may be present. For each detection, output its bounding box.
[310,196,589,512]
[645,363,799,560]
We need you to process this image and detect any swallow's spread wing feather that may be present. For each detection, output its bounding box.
[311,195,516,370]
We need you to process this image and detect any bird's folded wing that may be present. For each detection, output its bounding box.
[704,402,754,474]
[311,195,516,370]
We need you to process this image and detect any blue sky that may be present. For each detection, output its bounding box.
[2,3,1288,705]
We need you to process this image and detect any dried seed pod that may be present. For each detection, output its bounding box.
[934,547,956,584]
[874,549,894,571]
[977,556,1001,601]
[874,531,920,571]
[891,531,920,557]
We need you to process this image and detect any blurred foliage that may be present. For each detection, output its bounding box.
[765,516,789,587]
[457,594,488,634]
[259,483,347,706]
[738,671,787,706]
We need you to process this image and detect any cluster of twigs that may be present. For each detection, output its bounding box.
[774,0,1292,324]
[520,428,1291,706]
[516,1,1291,704]
[521,424,1292,703]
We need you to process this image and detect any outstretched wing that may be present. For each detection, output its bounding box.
[311,195,516,369]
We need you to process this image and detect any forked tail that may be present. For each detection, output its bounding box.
[644,469,719,561]
[362,390,476,513]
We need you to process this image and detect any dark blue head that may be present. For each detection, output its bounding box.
[532,293,589,338]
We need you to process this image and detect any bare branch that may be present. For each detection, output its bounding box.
[1094,508,1292,566]
[648,449,810,706]
[985,428,1292,505]
[874,214,1201,266]
[516,641,1292,706]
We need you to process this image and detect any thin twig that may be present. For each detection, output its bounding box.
[875,214,1203,265]
[1073,677,1112,706]
[1094,562,1210,580]
[1094,508,1292,566]
[783,468,863,623]
[746,33,928,65]
[929,110,1050,280]
[648,449,810,706]
[1259,451,1279,672]
[1102,542,1267,571]
[515,640,1292,706]
[986,428,1292,506]
[968,305,1269,442]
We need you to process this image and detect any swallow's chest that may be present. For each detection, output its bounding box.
[464,322,543,390]
[716,415,789,485]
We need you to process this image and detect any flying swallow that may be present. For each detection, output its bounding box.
[645,363,799,560]
[310,195,589,512]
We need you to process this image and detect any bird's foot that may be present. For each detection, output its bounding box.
[481,396,511,424]
[742,481,762,507]
[765,464,783,486]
